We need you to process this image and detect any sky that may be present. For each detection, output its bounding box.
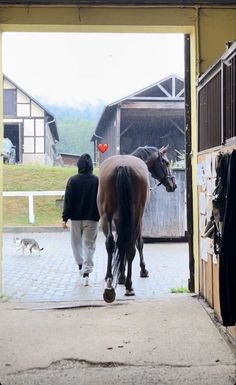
[3,32,184,107]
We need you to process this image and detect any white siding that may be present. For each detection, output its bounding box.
[24,119,34,136]
[35,137,44,153]
[22,153,53,165]
[4,79,16,89]
[17,89,30,103]
[31,101,44,117]
[3,118,23,123]
[35,119,45,136]
[24,137,34,153]
[17,103,30,117]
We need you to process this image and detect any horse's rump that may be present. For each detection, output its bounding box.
[97,155,150,218]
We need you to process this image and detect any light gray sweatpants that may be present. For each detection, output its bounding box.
[70,220,99,275]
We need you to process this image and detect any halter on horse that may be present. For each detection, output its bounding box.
[97,145,176,303]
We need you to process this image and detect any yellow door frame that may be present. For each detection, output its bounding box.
[0,6,200,296]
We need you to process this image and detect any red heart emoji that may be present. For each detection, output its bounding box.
[98,143,108,153]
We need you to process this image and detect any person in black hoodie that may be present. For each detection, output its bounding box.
[62,154,100,286]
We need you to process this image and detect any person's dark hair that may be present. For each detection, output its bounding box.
[77,153,93,173]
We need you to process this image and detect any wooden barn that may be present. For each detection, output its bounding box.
[92,74,185,164]
[60,153,80,167]
[92,74,186,240]
[3,75,59,165]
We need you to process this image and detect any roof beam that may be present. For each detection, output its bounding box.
[157,84,172,98]
[0,1,235,4]
[168,117,185,135]
[121,101,184,109]
[120,121,135,137]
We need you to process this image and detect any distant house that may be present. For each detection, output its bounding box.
[60,153,80,167]
[91,74,185,165]
[3,75,59,165]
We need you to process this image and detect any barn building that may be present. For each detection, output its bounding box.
[60,153,80,167]
[3,75,59,165]
[92,74,186,240]
[92,74,185,164]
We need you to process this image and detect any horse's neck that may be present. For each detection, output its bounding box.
[132,147,156,164]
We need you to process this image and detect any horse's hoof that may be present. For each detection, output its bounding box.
[118,275,126,285]
[103,288,116,303]
[140,269,149,278]
[125,289,135,296]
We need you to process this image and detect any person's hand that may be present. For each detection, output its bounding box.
[62,221,68,229]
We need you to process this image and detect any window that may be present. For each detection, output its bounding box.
[3,89,17,116]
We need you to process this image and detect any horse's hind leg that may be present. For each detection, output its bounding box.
[103,219,116,303]
[100,215,113,281]
[125,246,136,296]
[136,233,149,278]
[112,218,125,285]
[105,232,115,281]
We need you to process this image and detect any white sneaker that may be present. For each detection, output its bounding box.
[83,276,89,286]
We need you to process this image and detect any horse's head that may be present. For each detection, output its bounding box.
[147,145,177,192]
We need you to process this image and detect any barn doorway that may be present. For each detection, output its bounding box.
[4,123,21,163]
[1,31,191,302]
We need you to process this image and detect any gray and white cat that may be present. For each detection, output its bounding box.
[14,237,44,255]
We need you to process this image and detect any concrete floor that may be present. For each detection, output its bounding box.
[1,231,235,385]
[0,296,235,385]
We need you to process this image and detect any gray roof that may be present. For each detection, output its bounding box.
[92,74,184,140]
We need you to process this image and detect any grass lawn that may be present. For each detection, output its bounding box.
[3,164,98,227]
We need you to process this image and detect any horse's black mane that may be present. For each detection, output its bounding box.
[131,146,159,161]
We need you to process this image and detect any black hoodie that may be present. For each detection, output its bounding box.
[62,158,100,222]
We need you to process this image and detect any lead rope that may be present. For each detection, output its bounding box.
[150,180,162,192]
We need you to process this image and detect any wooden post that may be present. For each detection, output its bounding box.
[221,62,226,144]
[0,32,3,295]
[116,105,121,155]
[28,194,35,224]
[184,34,195,293]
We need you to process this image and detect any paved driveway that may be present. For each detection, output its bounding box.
[3,231,189,303]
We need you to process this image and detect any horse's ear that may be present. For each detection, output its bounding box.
[160,144,169,155]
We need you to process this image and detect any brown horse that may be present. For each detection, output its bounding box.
[97,145,177,303]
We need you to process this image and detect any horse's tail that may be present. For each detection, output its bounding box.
[112,165,136,281]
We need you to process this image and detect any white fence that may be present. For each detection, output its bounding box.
[3,191,64,224]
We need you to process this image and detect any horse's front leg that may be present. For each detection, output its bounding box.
[118,262,126,285]
[103,221,116,303]
[125,247,136,296]
[136,232,149,278]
